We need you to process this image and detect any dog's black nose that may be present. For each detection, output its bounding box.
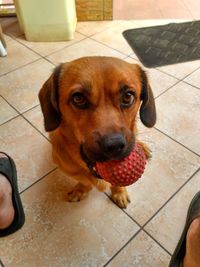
[101,133,126,159]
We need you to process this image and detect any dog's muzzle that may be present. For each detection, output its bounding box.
[80,133,135,179]
[80,145,102,179]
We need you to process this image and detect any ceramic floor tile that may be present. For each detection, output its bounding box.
[134,19,191,28]
[0,59,54,113]
[155,81,200,155]
[107,231,170,267]
[122,9,162,20]
[0,96,18,124]
[158,60,200,80]
[47,38,125,65]
[148,69,179,97]
[23,105,48,139]
[160,8,192,20]
[183,67,200,88]
[145,170,200,254]
[0,169,139,267]
[113,0,162,20]
[124,127,200,225]
[155,0,192,19]
[183,0,200,19]
[113,0,194,20]
[125,57,179,97]
[0,39,40,76]
[92,21,139,56]
[0,116,55,192]
[16,32,86,57]
[76,21,116,36]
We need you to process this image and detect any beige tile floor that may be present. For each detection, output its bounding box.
[0,17,200,267]
[113,0,200,19]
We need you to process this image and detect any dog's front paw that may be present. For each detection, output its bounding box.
[67,183,92,202]
[111,186,131,209]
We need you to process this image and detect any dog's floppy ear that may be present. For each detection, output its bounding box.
[139,69,156,128]
[39,64,63,132]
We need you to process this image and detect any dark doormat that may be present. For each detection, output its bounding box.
[123,21,200,68]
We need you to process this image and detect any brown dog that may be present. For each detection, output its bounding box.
[39,56,156,208]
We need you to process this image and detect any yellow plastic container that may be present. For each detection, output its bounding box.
[14,0,77,41]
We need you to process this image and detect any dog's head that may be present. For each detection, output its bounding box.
[39,57,156,163]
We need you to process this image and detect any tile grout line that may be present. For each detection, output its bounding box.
[1,33,90,73]
[89,36,132,57]
[0,114,20,127]
[0,94,22,124]
[142,228,172,255]
[182,79,200,90]
[127,54,200,91]
[129,46,200,79]
[3,30,200,84]
[154,127,200,157]
[103,227,171,267]
[1,31,133,69]
[142,166,200,230]
[76,29,110,38]
[76,21,139,39]
[21,103,40,114]
[0,59,57,189]
[42,35,88,59]
[8,36,58,65]
[179,65,200,80]
[0,57,44,78]
[103,228,142,267]
[0,97,48,141]
[104,166,200,266]
[103,193,172,264]
[0,96,50,144]
[0,96,41,127]
[154,79,181,99]
[0,94,38,116]
[155,78,200,101]
[155,64,200,82]
[14,33,89,59]
[20,112,51,143]
[20,167,58,194]
[104,191,142,228]
[140,167,200,257]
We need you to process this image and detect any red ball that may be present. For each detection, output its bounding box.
[96,143,147,186]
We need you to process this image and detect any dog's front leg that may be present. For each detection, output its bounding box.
[67,183,93,202]
[110,186,131,209]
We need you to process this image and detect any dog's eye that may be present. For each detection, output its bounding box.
[121,91,135,108]
[72,92,89,109]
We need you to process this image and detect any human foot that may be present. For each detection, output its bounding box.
[0,153,15,229]
[183,217,200,267]
[169,191,200,267]
[0,152,25,237]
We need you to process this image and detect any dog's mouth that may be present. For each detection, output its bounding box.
[80,142,134,179]
[80,145,102,179]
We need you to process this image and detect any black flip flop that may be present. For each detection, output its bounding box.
[0,152,25,237]
[169,191,200,267]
